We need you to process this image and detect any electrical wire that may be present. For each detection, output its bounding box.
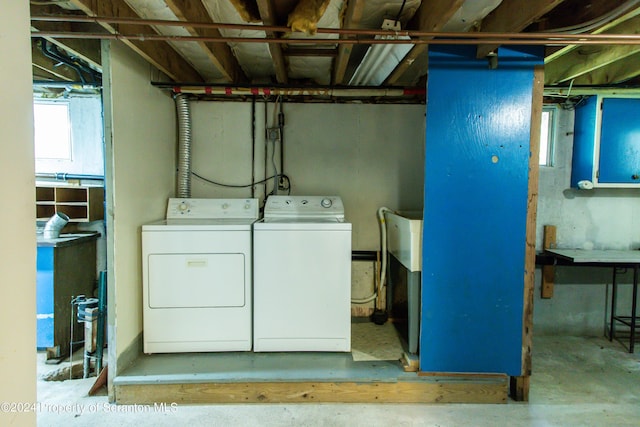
[394,0,408,27]
[192,171,286,188]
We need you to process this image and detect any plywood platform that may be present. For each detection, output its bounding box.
[114,351,508,404]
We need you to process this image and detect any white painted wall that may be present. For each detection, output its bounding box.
[103,41,176,379]
[0,2,36,426]
[191,101,426,250]
[191,100,424,314]
[535,107,640,335]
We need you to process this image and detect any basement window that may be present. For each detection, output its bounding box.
[539,106,556,167]
[34,101,72,160]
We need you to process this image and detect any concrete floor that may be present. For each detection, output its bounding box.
[37,335,640,426]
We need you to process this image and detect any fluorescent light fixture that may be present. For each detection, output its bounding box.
[349,19,414,86]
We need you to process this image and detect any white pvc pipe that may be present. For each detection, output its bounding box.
[351,207,393,305]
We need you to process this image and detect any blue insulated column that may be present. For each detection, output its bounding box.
[421,46,543,375]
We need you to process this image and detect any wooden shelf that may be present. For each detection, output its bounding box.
[36,185,104,222]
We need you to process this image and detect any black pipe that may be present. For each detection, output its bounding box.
[263,101,268,202]
[251,97,256,199]
[39,38,101,86]
[278,102,284,189]
[352,250,377,261]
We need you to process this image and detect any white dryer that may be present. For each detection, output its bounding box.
[142,198,258,353]
[253,195,352,352]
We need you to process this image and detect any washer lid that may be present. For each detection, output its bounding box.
[263,195,345,221]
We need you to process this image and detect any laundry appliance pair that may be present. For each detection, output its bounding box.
[142,196,351,354]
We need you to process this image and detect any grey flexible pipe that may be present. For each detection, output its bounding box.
[175,94,192,198]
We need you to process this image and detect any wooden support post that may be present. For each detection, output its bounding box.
[513,65,544,402]
[509,375,530,402]
[542,225,557,299]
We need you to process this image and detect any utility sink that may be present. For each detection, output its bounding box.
[384,211,423,355]
[385,212,422,272]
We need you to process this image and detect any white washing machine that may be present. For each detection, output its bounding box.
[253,195,352,352]
[142,198,258,353]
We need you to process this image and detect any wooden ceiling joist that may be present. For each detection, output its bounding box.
[476,0,567,59]
[545,13,640,85]
[332,0,365,85]
[256,0,288,84]
[68,0,203,82]
[165,0,246,83]
[571,51,640,85]
[30,5,102,72]
[384,0,465,86]
[32,41,78,82]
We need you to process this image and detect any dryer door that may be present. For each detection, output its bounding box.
[148,253,245,308]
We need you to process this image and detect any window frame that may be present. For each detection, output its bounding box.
[539,105,557,167]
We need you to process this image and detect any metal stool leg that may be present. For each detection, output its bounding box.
[610,268,618,341]
[630,265,638,353]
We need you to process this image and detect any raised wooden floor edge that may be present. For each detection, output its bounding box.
[115,378,508,404]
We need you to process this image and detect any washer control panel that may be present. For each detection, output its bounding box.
[264,195,344,220]
[167,198,259,219]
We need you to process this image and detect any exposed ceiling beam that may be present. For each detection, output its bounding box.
[164,0,246,83]
[571,51,640,85]
[33,66,67,82]
[67,0,203,82]
[332,0,365,85]
[545,14,640,85]
[256,0,288,84]
[545,5,640,63]
[32,25,101,71]
[30,5,102,71]
[384,0,465,86]
[476,0,567,59]
[32,41,78,81]
[546,44,640,85]
[285,48,337,57]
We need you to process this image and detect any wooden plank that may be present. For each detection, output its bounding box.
[572,51,640,85]
[512,65,544,402]
[545,14,640,85]
[509,375,530,402]
[68,0,203,83]
[116,378,508,404]
[165,0,246,83]
[256,0,288,84]
[476,0,566,58]
[402,352,420,372]
[384,0,464,85]
[332,0,365,85]
[544,6,640,63]
[542,225,557,299]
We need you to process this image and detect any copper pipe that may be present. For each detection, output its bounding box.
[168,85,425,97]
[31,31,640,46]
[30,14,640,42]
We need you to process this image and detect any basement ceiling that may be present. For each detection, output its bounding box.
[30,0,640,96]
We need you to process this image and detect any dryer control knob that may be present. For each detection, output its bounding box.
[321,198,332,208]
